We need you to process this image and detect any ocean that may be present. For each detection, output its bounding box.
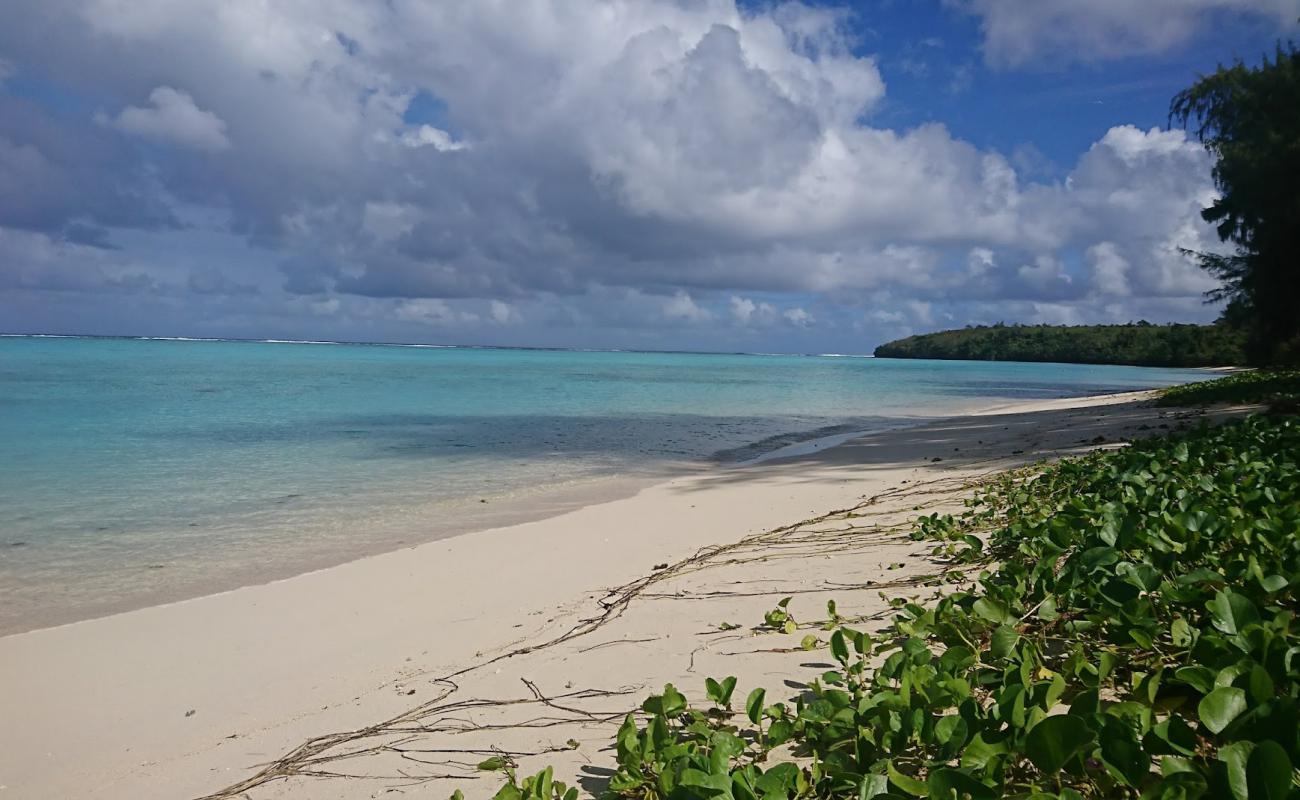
[0,335,1211,634]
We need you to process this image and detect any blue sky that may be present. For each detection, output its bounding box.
[1,1,1297,352]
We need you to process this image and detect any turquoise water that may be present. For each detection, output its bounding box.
[0,336,1211,633]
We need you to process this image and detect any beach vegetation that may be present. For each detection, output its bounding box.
[477,412,1300,799]
[1156,369,1300,409]
[872,323,1245,367]
[1170,44,1300,366]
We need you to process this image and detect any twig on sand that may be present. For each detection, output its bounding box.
[198,470,1014,799]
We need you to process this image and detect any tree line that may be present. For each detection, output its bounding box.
[873,323,1245,367]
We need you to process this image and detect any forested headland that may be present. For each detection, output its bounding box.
[872,322,1245,367]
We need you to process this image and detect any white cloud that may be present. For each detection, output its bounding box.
[663,291,712,323]
[865,308,904,324]
[966,247,995,278]
[903,300,934,326]
[0,1,1243,347]
[400,125,468,152]
[1017,255,1071,290]
[729,295,777,326]
[1087,242,1131,296]
[96,86,230,151]
[952,0,1300,66]
[1027,302,1084,326]
[489,299,521,325]
[783,307,813,327]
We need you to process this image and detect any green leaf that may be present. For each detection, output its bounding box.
[746,687,766,726]
[1259,574,1288,593]
[710,730,745,760]
[1218,740,1253,800]
[755,763,798,795]
[990,625,1019,659]
[972,598,1015,625]
[886,761,928,797]
[1247,664,1274,703]
[1246,740,1292,800]
[800,634,820,651]
[859,774,889,800]
[1099,651,1118,682]
[642,683,688,717]
[926,768,994,800]
[1140,771,1207,800]
[960,732,1008,771]
[680,768,733,797]
[1025,714,1095,773]
[478,756,509,771]
[938,646,975,673]
[1099,715,1149,788]
[719,676,738,706]
[830,630,849,664]
[533,767,553,800]
[1209,590,1260,635]
[493,783,523,800]
[934,715,966,745]
[1198,686,1247,734]
[766,718,795,746]
[1149,717,1198,756]
[1174,665,1216,694]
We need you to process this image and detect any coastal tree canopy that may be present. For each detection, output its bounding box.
[1170,43,1300,364]
[872,323,1245,367]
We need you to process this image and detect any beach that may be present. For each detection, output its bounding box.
[0,389,1247,800]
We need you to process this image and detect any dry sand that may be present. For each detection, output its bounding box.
[0,391,1234,800]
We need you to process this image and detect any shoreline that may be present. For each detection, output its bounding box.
[0,408,991,638]
[0,390,1242,800]
[0,392,1090,638]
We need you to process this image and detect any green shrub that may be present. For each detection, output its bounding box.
[480,416,1300,799]
[1157,370,1300,407]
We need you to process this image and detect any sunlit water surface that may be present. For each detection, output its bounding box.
[0,336,1212,633]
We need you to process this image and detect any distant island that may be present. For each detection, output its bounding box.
[873,322,1246,367]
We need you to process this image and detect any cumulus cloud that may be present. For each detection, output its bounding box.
[951,0,1300,66]
[783,307,813,327]
[0,0,1245,350]
[401,125,468,152]
[663,291,712,323]
[96,87,230,151]
[1087,242,1131,296]
[730,296,778,326]
[489,299,521,325]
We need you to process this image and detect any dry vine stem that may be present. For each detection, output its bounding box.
[198,467,1025,800]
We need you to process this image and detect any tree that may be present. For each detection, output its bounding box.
[1170,44,1300,365]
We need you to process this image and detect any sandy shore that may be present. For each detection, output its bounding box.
[0,391,1238,800]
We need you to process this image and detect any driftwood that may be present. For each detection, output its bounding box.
[198,468,1024,799]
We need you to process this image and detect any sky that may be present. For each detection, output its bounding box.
[1,1,1298,353]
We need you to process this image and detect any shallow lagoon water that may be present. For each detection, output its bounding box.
[0,336,1211,633]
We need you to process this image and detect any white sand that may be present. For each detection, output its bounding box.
[0,392,1229,800]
